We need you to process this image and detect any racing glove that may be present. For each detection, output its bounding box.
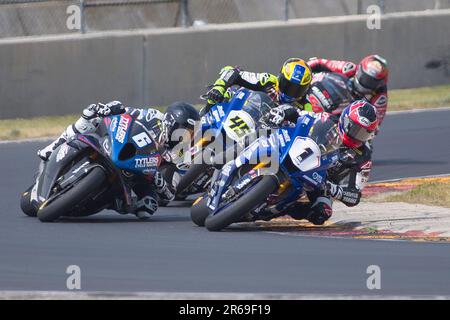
[206,85,226,105]
[82,101,126,120]
[327,181,361,207]
[206,66,240,106]
[267,108,286,126]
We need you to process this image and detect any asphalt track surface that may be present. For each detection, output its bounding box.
[1,109,450,296]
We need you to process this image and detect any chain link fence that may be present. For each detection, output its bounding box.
[1,0,449,38]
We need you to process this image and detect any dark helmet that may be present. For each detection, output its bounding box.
[338,100,379,148]
[353,55,388,96]
[163,101,200,148]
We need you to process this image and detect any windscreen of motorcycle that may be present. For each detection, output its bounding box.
[223,91,275,142]
[308,115,342,155]
[288,116,341,172]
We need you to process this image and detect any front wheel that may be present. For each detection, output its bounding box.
[37,167,107,222]
[190,196,210,227]
[205,175,278,232]
[20,185,37,217]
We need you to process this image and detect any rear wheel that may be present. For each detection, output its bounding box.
[190,196,210,227]
[37,167,107,222]
[205,175,278,232]
[20,186,37,217]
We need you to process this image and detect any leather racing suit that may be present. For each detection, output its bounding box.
[37,101,179,219]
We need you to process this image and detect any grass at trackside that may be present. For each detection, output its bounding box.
[0,114,79,141]
[0,84,449,141]
[380,181,450,208]
[389,84,450,111]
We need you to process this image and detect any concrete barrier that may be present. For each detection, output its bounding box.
[1,9,449,118]
[0,33,144,118]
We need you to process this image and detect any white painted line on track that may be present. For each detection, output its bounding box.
[0,290,449,300]
[370,173,450,184]
[387,106,450,115]
[0,137,54,145]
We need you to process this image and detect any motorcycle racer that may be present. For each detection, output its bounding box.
[204,58,313,115]
[307,54,389,124]
[260,100,379,225]
[37,100,199,218]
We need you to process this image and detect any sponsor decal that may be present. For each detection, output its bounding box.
[102,139,111,155]
[358,116,371,126]
[277,132,286,147]
[109,117,118,132]
[312,86,330,108]
[72,161,90,174]
[115,115,131,144]
[241,72,259,85]
[236,91,246,100]
[248,169,258,179]
[312,72,325,83]
[291,64,306,83]
[302,174,319,186]
[217,105,225,118]
[142,168,156,175]
[312,172,323,184]
[259,73,270,85]
[235,177,251,190]
[221,164,232,177]
[282,129,291,143]
[342,62,356,75]
[373,94,387,107]
[134,155,161,168]
[301,116,311,125]
[56,144,70,163]
[212,110,221,122]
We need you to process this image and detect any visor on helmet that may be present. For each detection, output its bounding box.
[342,114,375,143]
[278,74,309,101]
[355,68,383,93]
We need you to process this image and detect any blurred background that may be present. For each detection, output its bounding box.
[0,0,449,120]
[1,0,449,37]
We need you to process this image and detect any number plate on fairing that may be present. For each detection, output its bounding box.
[223,110,256,143]
[288,137,321,172]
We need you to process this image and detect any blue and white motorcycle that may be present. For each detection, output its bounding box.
[176,88,275,198]
[190,113,342,231]
[20,112,164,222]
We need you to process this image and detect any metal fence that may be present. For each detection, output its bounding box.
[0,0,448,38]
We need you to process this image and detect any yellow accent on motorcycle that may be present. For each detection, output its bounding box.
[277,181,291,194]
[39,200,48,210]
[253,162,267,170]
[193,196,203,206]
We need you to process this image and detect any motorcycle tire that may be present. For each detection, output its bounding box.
[205,175,278,232]
[190,196,210,227]
[37,167,106,222]
[20,185,37,217]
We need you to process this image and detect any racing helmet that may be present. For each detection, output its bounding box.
[163,102,200,148]
[353,55,388,95]
[338,100,379,148]
[278,58,312,104]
